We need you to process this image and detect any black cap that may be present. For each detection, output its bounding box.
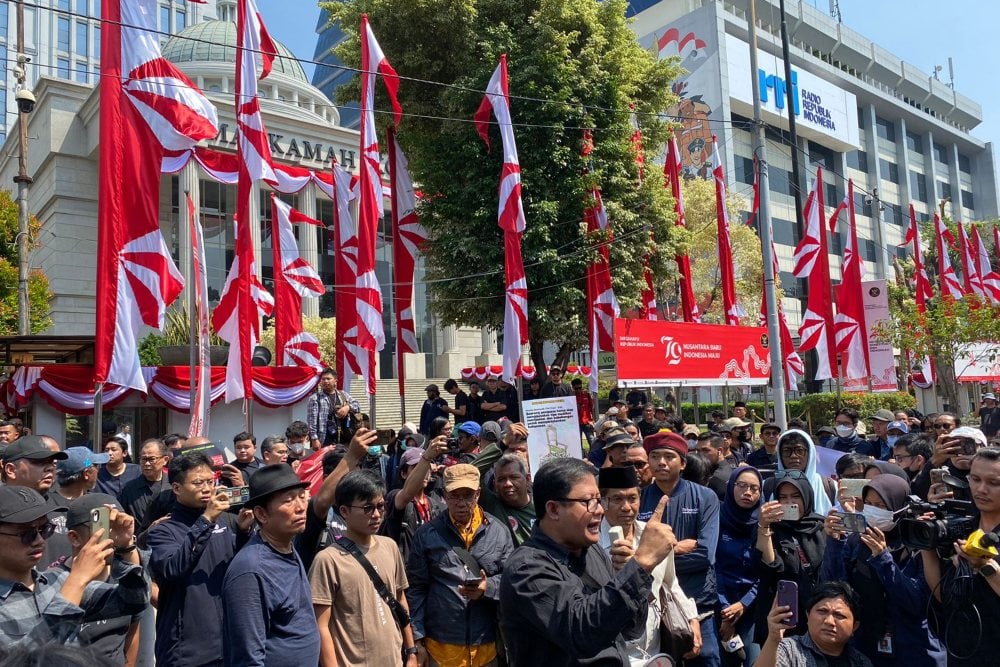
[1,435,68,463]
[760,422,782,433]
[66,493,122,529]
[245,464,309,509]
[425,384,439,392]
[602,431,634,451]
[598,466,639,490]
[0,486,66,524]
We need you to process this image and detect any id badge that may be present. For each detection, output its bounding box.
[877,633,893,655]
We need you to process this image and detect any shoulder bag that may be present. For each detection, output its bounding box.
[334,535,411,629]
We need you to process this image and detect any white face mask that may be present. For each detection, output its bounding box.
[862,505,896,531]
[886,435,899,448]
[835,424,855,438]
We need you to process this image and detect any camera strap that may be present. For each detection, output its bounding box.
[333,535,411,629]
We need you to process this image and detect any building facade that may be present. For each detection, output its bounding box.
[629,0,998,327]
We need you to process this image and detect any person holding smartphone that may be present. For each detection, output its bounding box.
[912,424,986,502]
[753,477,826,645]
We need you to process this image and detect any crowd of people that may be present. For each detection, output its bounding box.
[0,369,998,667]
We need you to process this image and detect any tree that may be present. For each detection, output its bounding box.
[321,0,683,375]
[677,177,766,325]
[0,190,52,334]
[878,216,1000,412]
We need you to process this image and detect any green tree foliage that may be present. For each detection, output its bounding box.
[0,190,52,334]
[321,0,683,370]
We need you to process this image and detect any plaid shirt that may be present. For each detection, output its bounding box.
[306,389,360,444]
[0,562,149,648]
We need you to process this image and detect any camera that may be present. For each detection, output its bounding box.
[897,495,977,553]
[15,89,35,114]
[446,437,460,455]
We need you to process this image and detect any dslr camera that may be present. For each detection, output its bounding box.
[897,495,977,553]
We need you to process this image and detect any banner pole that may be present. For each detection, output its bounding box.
[92,383,103,454]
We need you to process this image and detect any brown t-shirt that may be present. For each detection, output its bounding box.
[308,535,409,667]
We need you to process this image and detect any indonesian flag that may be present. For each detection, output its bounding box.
[934,213,964,300]
[641,258,658,320]
[475,55,528,382]
[356,15,401,356]
[760,242,804,391]
[213,0,278,403]
[831,180,870,380]
[972,225,1000,304]
[186,194,212,437]
[331,162,375,395]
[958,222,985,298]
[792,167,837,381]
[389,128,428,397]
[271,197,324,369]
[902,205,934,312]
[711,136,740,325]
[96,0,218,392]
[666,136,701,323]
[585,188,620,353]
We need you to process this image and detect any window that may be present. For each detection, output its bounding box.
[809,141,834,170]
[875,116,896,142]
[938,181,951,200]
[95,26,100,56]
[857,106,866,129]
[910,171,927,201]
[846,150,868,172]
[0,2,7,35]
[76,22,89,58]
[962,190,975,209]
[57,57,71,79]
[825,183,838,206]
[779,271,800,297]
[735,156,754,185]
[160,5,170,32]
[58,0,70,10]
[853,191,872,217]
[830,231,843,255]
[958,153,971,174]
[879,159,899,184]
[75,61,88,83]
[771,168,794,197]
[76,0,87,13]
[176,9,186,30]
[862,239,878,263]
[57,17,71,51]
[906,131,923,154]
[773,218,796,246]
[933,142,948,163]
[883,203,903,226]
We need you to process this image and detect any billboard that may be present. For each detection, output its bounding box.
[843,280,898,393]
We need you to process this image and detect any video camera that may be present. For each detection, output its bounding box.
[897,495,977,553]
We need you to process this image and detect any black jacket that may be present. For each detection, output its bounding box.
[500,526,652,666]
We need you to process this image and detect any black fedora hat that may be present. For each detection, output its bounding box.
[245,464,309,509]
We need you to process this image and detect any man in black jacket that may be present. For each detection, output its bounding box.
[500,458,677,666]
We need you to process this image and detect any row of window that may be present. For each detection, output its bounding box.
[57,19,99,57]
[57,0,97,17]
[56,57,98,84]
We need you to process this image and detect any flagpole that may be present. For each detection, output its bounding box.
[185,189,197,421]
[92,383,103,454]
[748,0,787,429]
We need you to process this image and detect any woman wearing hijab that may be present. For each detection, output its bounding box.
[762,430,836,515]
[821,475,945,666]
[753,476,827,645]
[716,468,764,666]
[863,460,911,484]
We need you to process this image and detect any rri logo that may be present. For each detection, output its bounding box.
[660,336,683,366]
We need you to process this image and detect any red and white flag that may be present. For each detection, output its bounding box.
[972,225,1000,304]
[666,137,701,323]
[475,55,528,382]
[641,259,658,321]
[711,137,740,325]
[902,205,934,311]
[389,128,428,397]
[356,15,401,359]
[831,180,870,380]
[585,187,620,393]
[792,168,836,381]
[957,222,985,298]
[96,0,218,392]
[760,242,804,391]
[933,213,963,300]
[271,197,324,369]
[186,194,212,437]
[629,105,645,181]
[331,162,375,395]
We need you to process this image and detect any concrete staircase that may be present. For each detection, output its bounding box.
[344,377,455,429]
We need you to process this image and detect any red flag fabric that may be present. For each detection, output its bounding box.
[629,105,645,181]
[389,128,428,398]
[792,167,837,381]
[271,197,323,369]
[96,0,218,392]
[666,137,701,323]
[957,222,985,298]
[902,205,934,312]
[711,137,740,325]
[356,15,400,357]
[934,213,964,300]
[476,55,528,382]
[584,189,620,352]
[186,194,212,437]
[831,180,870,380]
[641,259,658,321]
[972,225,1000,304]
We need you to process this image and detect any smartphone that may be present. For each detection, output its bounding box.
[930,468,948,485]
[775,580,799,627]
[958,438,979,456]
[779,503,801,521]
[834,511,867,533]
[463,574,484,587]
[222,485,250,506]
[608,525,625,543]
[838,478,866,499]
[90,506,111,538]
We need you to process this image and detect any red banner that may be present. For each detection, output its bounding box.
[614,319,771,386]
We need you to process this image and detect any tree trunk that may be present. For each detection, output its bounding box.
[529,336,547,383]
[934,355,961,415]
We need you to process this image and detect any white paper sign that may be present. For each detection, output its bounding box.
[844,280,898,392]
[522,397,582,475]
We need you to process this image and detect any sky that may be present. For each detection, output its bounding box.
[256,0,1000,157]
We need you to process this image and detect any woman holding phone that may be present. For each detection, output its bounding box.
[752,476,826,645]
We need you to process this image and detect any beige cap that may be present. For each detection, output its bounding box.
[722,416,751,428]
[443,464,481,492]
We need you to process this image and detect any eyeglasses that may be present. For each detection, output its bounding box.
[780,447,808,457]
[774,469,807,480]
[349,502,387,515]
[932,423,955,431]
[139,456,164,464]
[0,522,56,545]
[734,481,761,494]
[556,497,602,513]
[186,479,217,489]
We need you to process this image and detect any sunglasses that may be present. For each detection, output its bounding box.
[0,522,56,545]
[349,502,387,516]
[931,423,955,430]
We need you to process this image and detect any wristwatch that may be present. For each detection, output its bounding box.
[403,646,419,657]
[978,560,1000,579]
